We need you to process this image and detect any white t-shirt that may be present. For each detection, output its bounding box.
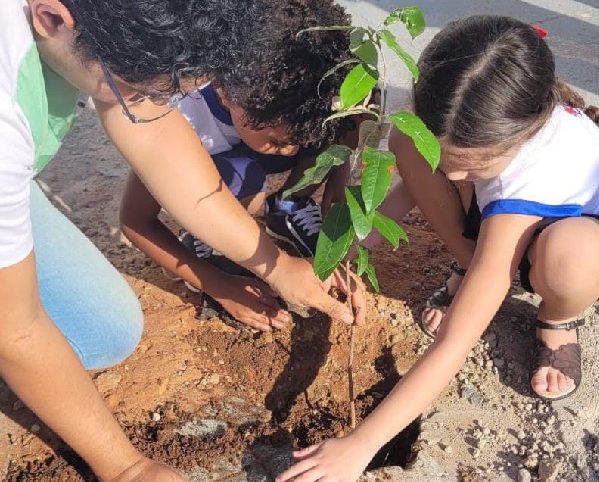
[0,0,78,269]
[476,105,599,219]
[0,0,37,268]
[176,85,242,155]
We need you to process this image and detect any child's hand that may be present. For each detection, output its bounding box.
[110,457,188,482]
[276,435,372,482]
[210,276,292,331]
[265,255,366,326]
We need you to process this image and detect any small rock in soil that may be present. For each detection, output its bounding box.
[538,459,561,482]
[175,419,228,439]
[95,372,122,393]
[151,412,161,422]
[460,384,483,406]
[518,468,532,482]
[205,373,220,385]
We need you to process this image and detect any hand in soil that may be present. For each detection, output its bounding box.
[276,436,371,482]
[109,457,187,482]
[210,275,291,331]
[265,255,365,325]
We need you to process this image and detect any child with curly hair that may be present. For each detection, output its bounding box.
[278,15,599,481]
[120,0,358,331]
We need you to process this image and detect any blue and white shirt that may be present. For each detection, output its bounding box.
[177,85,241,156]
[476,105,599,220]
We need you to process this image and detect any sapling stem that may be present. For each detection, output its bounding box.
[345,259,357,429]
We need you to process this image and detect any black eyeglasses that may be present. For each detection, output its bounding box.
[99,59,175,124]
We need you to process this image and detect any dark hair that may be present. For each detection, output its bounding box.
[210,0,354,153]
[60,0,266,96]
[414,15,599,154]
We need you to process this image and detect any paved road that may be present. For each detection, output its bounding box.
[339,0,599,108]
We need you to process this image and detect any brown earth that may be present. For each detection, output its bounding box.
[0,108,597,482]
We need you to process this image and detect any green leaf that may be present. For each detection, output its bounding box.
[314,203,355,281]
[378,30,419,81]
[358,119,382,148]
[364,262,380,292]
[352,40,378,69]
[389,111,441,170]
[383,6,426,39]
[282,145,352,199]
[349,27,367,51]
[324,107,380,126]
[356,246,369,277]
[318,59,360,98]
[361,146,396,213]
[340,64,378,109]
[373,211,408,250]
[345,186,374,241]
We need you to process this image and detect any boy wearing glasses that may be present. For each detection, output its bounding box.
[120,0,357,331]
[0,0,364,480]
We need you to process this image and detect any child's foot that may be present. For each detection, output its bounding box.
[531,318,583,400]
[419,262,466,337]
[265,193,322,258]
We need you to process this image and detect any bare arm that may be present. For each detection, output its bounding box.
[277,213,541,481]
[0,255,142,481]
[119,172,291,331]
[97,100,361,324]
[120,170,233,292]
[353,214,540,450]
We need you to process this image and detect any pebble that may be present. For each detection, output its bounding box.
[517,430,526,440]
[205,373,220,385]
[538,460,561,482]
[95,372,122,393]
[30,424,40,433]
[151,412,161,422]
[12,400,23,411]
[518,468,532,482]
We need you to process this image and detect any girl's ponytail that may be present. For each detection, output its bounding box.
[553,79,599,127]
[584,106,599,127]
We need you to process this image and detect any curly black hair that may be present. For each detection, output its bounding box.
[60,0,266,96]
[210,0,354,153]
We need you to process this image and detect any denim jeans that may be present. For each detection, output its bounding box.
[31,182,143,370]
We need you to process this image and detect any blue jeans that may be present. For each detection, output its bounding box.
[31,182,143,370]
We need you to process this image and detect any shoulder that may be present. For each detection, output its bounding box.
[476,106,599,219]
[0,0,35,98]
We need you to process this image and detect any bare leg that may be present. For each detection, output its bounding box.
[528,217,599,397]
[390,130,476,268]
[390,130,476,332]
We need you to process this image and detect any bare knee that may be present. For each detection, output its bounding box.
[529,219,599,299]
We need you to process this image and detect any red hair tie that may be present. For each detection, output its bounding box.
[532,24,549,38]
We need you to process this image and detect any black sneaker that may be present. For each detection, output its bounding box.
[265,194,322,257]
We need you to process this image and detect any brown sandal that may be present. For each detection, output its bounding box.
[532,318,584,401]
[419,261,467,338]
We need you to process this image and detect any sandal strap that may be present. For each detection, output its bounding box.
[535,342,582,385]
[449,261,467,277]
[426,284,453,309]
[537,319,585,331]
